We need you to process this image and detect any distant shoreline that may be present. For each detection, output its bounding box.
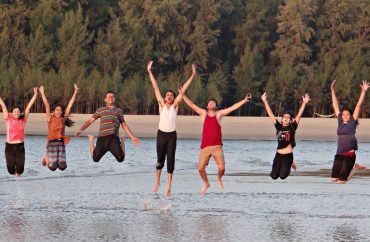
[1,113,370,141]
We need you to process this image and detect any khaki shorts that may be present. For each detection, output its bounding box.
[199,145,225,167]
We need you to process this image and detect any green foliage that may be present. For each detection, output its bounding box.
[0,0,368,117]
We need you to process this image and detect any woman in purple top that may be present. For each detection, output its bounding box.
[330,79,369,184]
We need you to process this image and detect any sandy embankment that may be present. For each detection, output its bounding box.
[1,113,370,141]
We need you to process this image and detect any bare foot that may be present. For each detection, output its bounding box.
[355,163,367,170]
[292,162,297,171]
[14,173,21,177]
[165,188,171,198]
[153,182,160,193]
[201,183,210,194]
[217,178,224,190]
[331,178,339,182]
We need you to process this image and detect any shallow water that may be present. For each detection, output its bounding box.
[0,136,370,241]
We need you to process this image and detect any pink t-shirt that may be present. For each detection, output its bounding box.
[6,116,26,142]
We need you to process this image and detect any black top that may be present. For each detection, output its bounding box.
[274,120,298,149]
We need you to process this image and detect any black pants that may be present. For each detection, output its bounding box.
[331,154,356,181]
[270,152,293,180]
[5,142,25,175]
[93,135,125,162]
[156,130,177,173]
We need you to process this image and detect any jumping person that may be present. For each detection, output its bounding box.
[39,84,78,171]
[330,79,369,184]
[180,87,251,194]
[75,91,140,163]
[261,92,310,180]
[147,61,196,197]
[0,88,38,176]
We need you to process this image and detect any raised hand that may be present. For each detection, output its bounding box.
[147,60,153,72]
[330,80,336,91]
[178,86,185,96]
[360,80,369,92]
[302,93,311,104]
[192,64,196,75]
[33,87,38,94]
[245,93,252,101]
[74,84,79,90]
[39,85,44,93]
[261,92,267,102]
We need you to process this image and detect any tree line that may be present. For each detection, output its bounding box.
[0,0,369,117]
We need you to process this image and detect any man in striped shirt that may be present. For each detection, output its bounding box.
[75,91,140,162]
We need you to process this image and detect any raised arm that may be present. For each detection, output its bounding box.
[147,61,164,107]
[174,64,196,106]
[0,97,9,120]
[331,80,340,117]
[218,94,251,117]
[64,84,79,117]
[75,116,97,137]
[179,88,206,118]
[24,87,38,120]
[295,94,310,124]
[121,122,140,145]
[353,80,369,120]
[39,85,51,121]
[261,92,277,124]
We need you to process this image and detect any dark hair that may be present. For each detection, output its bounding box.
[164,90,176,98]
[341,108,353,116]
[12,106,25,119]
[53,104,75,127]
[282,111,294,121]
[208,98,219,109]
[105,91,116,98]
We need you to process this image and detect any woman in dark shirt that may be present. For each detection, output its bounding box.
[330,79,369,183]
[261,92,310,180]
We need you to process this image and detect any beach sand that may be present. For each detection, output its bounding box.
[1,113,370,141]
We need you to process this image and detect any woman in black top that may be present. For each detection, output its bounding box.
[261,92,310,180]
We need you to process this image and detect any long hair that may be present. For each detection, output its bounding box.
[53,104,75,127]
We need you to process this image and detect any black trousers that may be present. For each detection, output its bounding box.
[5,142,25,175]
[331,154,356,181]
[156,130,177,173]
[270,152,293,180]
[93,135,125,162]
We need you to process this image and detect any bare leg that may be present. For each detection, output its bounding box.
[199,165,210,194]
[347,163,367,181]
[217,165,225,190]
[154,169,161,193]
[88,135,95,159]
[166,173,173,198]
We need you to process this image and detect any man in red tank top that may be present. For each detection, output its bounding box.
[180,88,251,194]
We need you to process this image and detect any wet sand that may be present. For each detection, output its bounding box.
[1,113,370,141]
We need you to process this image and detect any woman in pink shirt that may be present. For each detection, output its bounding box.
[0,88,38,176]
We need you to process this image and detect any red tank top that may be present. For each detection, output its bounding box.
[200,114,222,149]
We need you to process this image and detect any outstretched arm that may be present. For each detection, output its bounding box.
[39,85,51,121]
[121,122,140,145]
[174,64,196,107]
[218,94,251,118]
[64,84,79,117]
[147,61,165,107]
[295,94,310,124]
[353,80,369,120]
[24,87,38,120]
[179,88,206,118]
[331,80,340,117]
[0,97,9,120]
[75,117,97,137]
[261,92,277,124]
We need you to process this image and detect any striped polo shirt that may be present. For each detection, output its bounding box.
[93,106,125,137]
